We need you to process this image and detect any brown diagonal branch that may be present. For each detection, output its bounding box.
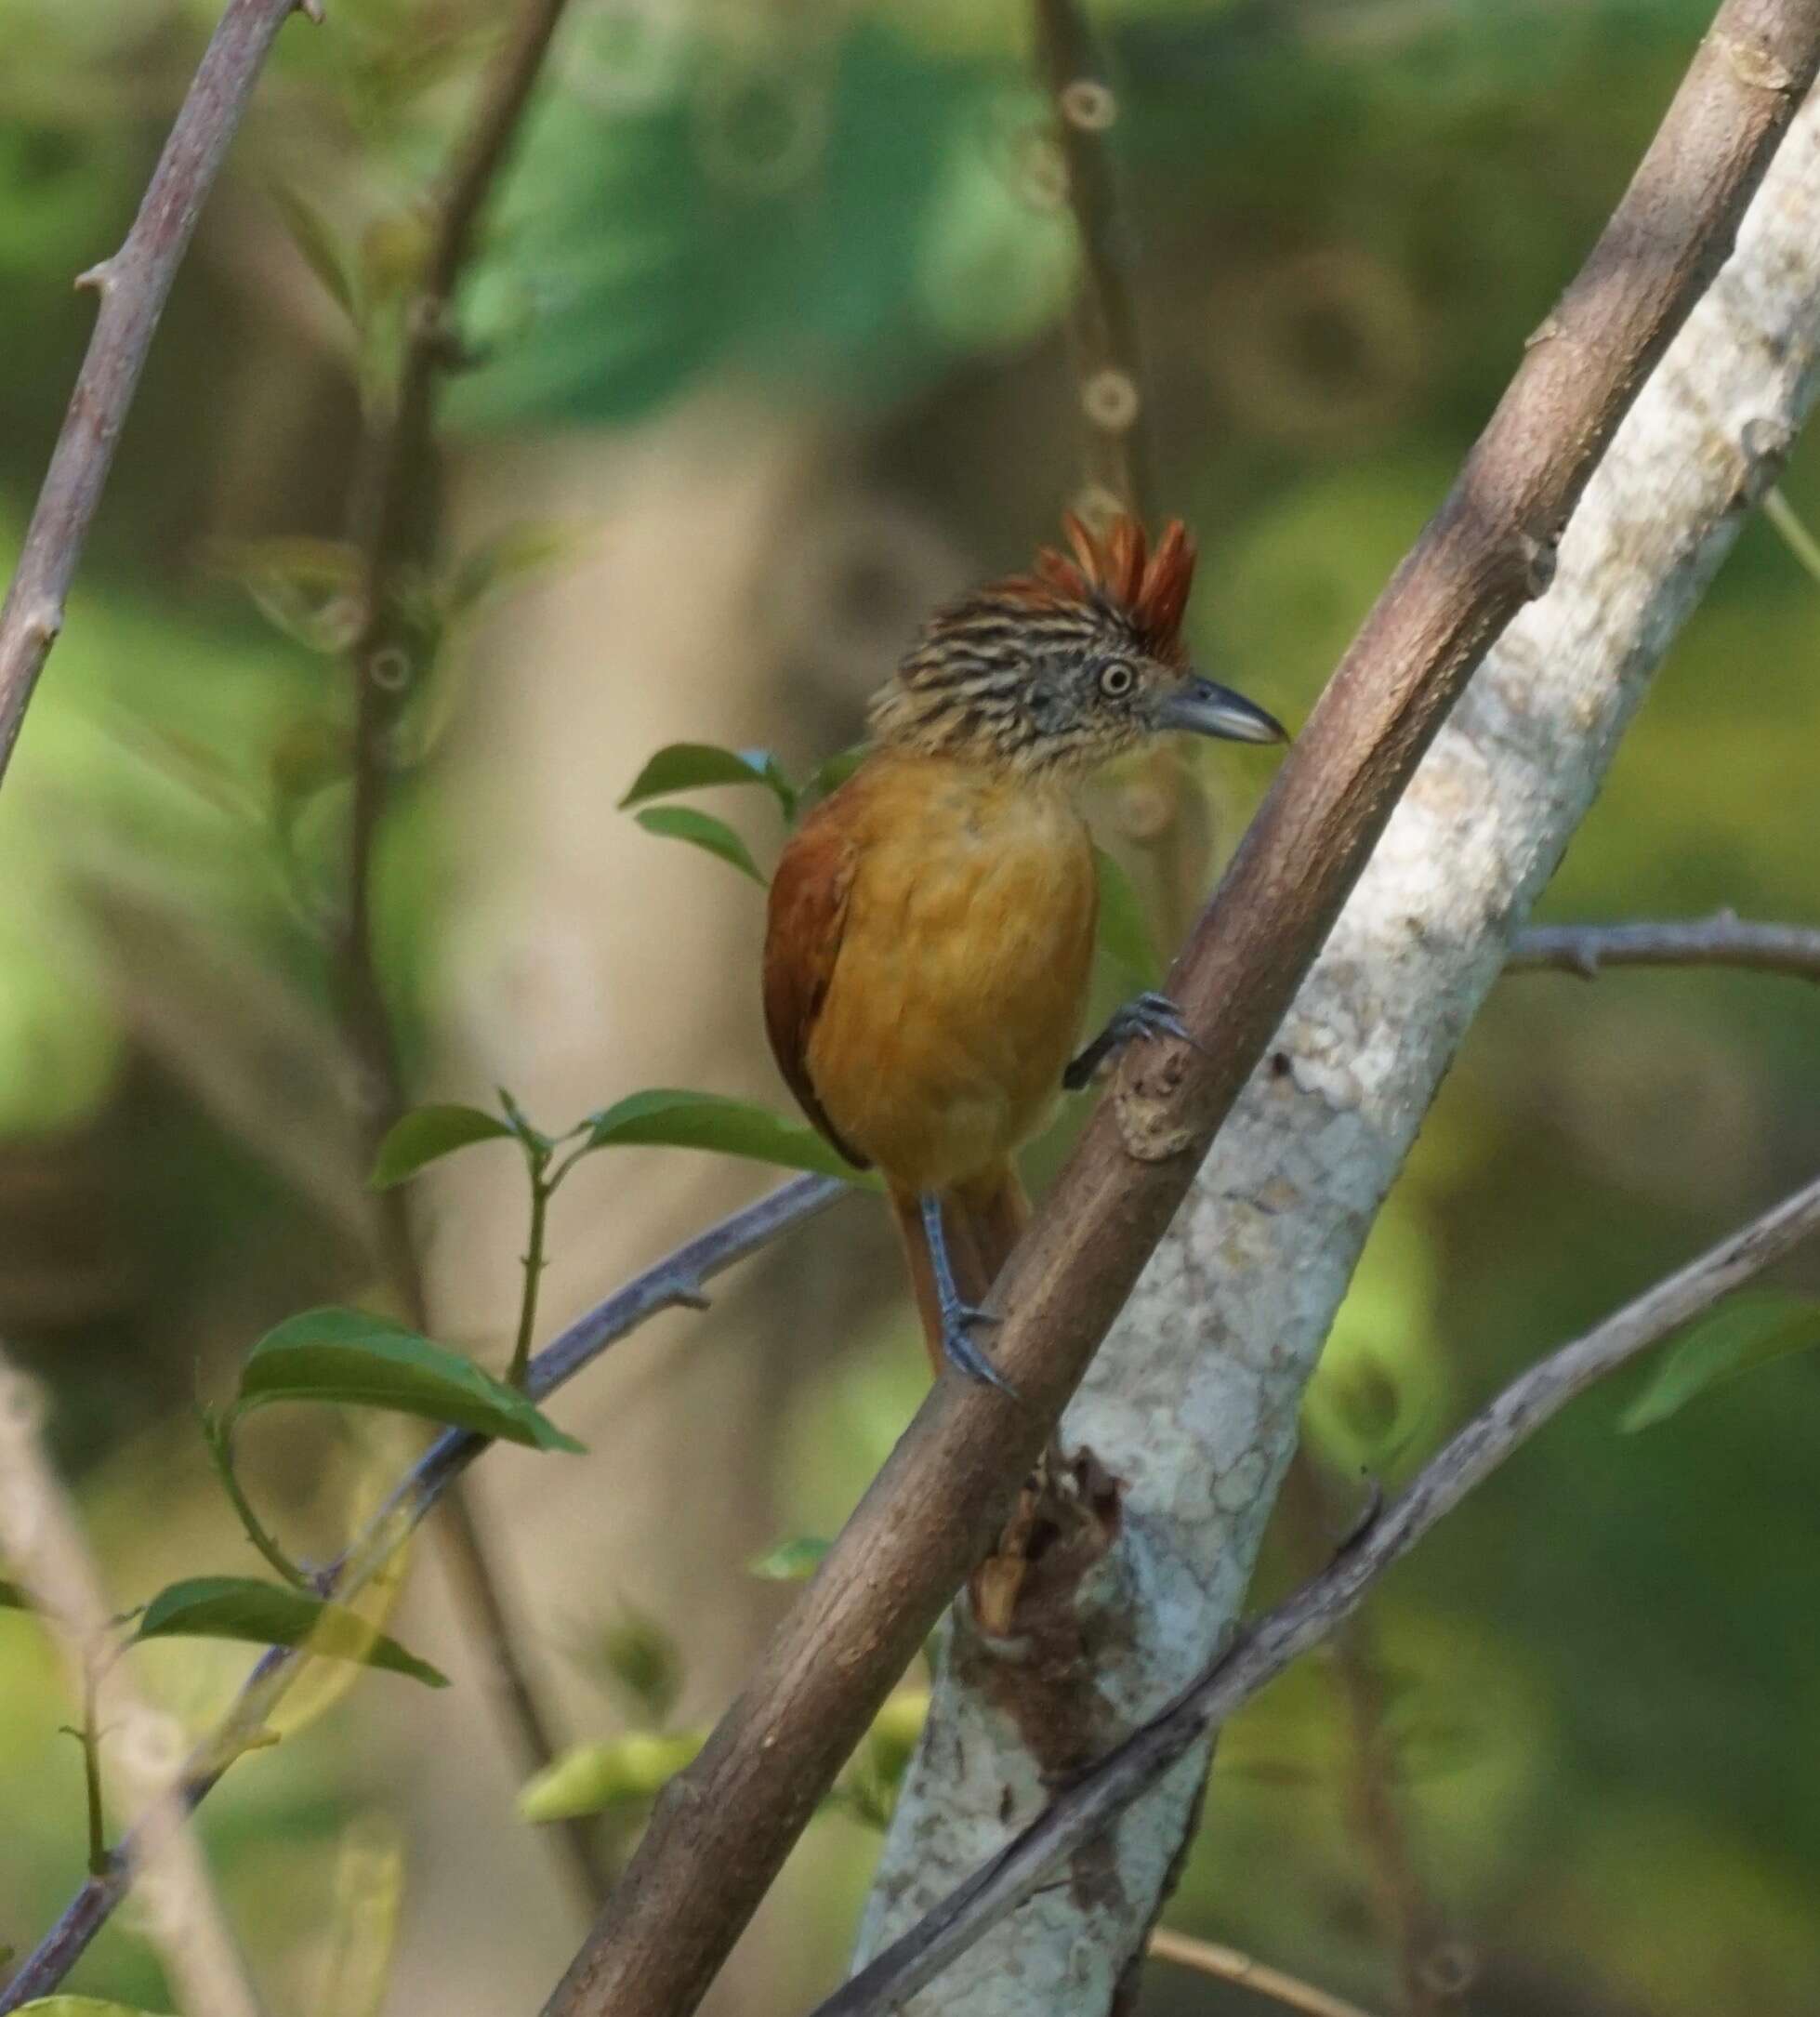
[0,1172,846,2010]
[1509,912,1820,980]
[539,10,1820,2013]
[0,0,315,786]
[817,1170,1820,2017]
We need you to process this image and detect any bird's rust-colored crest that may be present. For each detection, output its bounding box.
[1025,512,1198,660]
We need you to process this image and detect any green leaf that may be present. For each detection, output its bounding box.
[1092,848,1163,990]
[1620,1293,1820,1432]
[596,1604,683,1727]
[205,536,363,654]
[519,1731,704,1823]
[748,1536,830,1581]
[269,716,351,824]
[133,1577,447,1688]
[583,1089,865,1183]
[620,742,797,819]
[444,522,581,619]
[0,1578,29,1609]
[634,805,766,884]
[234,1309,584,1452]
[269,184,359,323]
[370,1104,516,1189]
[803,744,867,807]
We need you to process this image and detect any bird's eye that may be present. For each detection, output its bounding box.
[1098,660,1136,698]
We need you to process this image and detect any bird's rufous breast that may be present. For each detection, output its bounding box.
[802,754,1097,1193]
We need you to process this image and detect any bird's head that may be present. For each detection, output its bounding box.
[868,513,1286,775]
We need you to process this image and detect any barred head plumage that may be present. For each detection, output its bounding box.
[868,513,1284,773]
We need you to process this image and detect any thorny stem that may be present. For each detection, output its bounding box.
[0,1173,847,2010]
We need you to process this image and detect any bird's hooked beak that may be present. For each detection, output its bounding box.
[1154,673,1288,745]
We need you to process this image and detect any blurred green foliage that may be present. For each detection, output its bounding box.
[3,0,1819,2012]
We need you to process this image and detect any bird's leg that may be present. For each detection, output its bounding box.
[1063,990,1200,1091]
[919,1192,1020,1399]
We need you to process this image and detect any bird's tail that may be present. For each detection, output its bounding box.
[888,1162,1031,1375]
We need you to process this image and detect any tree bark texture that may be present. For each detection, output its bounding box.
[852,73,1820,2017]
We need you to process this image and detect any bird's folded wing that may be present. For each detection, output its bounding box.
[762,813,869,1170]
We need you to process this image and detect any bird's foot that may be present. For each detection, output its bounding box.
[937,1299,1020,1400]
[1064,991,1200,1090]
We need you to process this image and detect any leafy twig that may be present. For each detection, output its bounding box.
[0,0,316,787]
[813,1170,1820,2017]
[0,1172,845,2010]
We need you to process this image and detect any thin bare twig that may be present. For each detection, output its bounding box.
[0,0,315,788]
[0,1349,262,2017]
[330,0,590,1905]
[1148,1927,1384,2017]
[816,1171,1820,2017]
[1509,913,1820,982]
[0,1173,846,2010]
[542,13,1820,2013]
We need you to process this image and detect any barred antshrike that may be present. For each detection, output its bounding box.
[763,514,1286,1391]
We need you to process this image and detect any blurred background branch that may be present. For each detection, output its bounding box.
[327,0,599,1913]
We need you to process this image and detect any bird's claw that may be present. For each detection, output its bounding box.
[938,1301,1020,1399]
[1112,991,1199,1052]
[1064,991,1200,1089]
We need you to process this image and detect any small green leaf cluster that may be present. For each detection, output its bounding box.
[618,739,859,885]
